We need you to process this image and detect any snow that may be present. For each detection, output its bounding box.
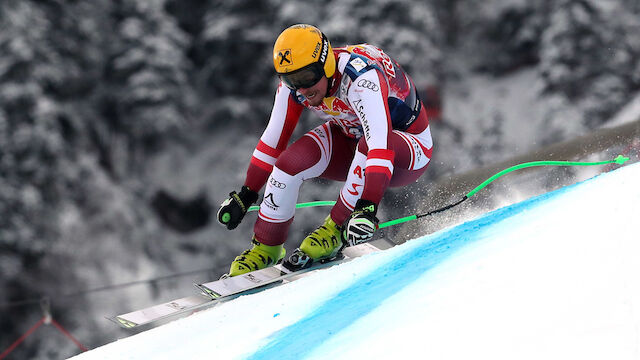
[71,162,640,360]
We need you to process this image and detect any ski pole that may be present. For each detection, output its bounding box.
[248,155,630,228]
[248,200,336,212]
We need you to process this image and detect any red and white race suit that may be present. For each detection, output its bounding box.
[244,44,433,246]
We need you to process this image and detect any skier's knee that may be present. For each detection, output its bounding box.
[274,146,321,176]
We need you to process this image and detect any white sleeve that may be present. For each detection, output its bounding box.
[346,69,395,177]
[251,84,303,167]
[347,69,391,151]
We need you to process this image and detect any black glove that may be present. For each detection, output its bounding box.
[342,199,379,246]
[217,186,259,230]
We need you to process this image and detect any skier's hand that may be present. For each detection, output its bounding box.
[217,186,259,230]
[343,199,379,246]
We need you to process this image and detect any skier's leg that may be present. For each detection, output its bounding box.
[294,114,433,265]
[294,127,360,263]
[254,122,355,245]
[229,123,353,275]
[387,121,433,187]
[330,116,433,225]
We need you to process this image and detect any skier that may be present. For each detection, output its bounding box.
[217,24,433,276]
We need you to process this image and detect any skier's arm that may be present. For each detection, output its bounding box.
[341,70,392,244]
[217,83,303,230]
[244,83,304,192]
[347,69,394,206]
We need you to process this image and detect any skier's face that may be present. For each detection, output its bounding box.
[298,76,328,107]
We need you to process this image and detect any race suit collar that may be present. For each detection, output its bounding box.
[326,71,342,98]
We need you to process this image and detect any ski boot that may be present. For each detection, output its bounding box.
[227,237,286,277]
[286,215,345,270]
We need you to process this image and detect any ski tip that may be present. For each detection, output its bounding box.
[194,283,222,299]
[109,316,139,329]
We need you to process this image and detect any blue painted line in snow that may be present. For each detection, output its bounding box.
[246,183,579,360]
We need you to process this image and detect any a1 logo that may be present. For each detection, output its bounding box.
[353,165,363,179]
[347,165,364,196]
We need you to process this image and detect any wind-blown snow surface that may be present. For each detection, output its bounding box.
[73,163,640,360]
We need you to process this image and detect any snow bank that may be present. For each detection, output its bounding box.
[72,162,640,360]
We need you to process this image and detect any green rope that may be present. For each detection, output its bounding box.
[247,155,629,229]
[379,155,629,229]
[465,155,630,198]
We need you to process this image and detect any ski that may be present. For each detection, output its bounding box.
[109,294,218,329]
[110,242,382,329]
[196,242,380,298]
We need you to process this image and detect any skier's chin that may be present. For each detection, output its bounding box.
[306,94,323,106]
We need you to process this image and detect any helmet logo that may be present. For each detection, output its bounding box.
[278,50,292,65]
[312,42,321,59]
[320,38,328,64]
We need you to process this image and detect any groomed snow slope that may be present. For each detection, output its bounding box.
[73,162,640,360]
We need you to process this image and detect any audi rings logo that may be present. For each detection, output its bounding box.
[357,79,379,91]
[269,178,286,189]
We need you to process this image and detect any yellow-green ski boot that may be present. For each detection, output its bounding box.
[228,237,286,277]
[287,215,345,269]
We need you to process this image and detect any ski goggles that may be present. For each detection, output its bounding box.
[278,62,325,90]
